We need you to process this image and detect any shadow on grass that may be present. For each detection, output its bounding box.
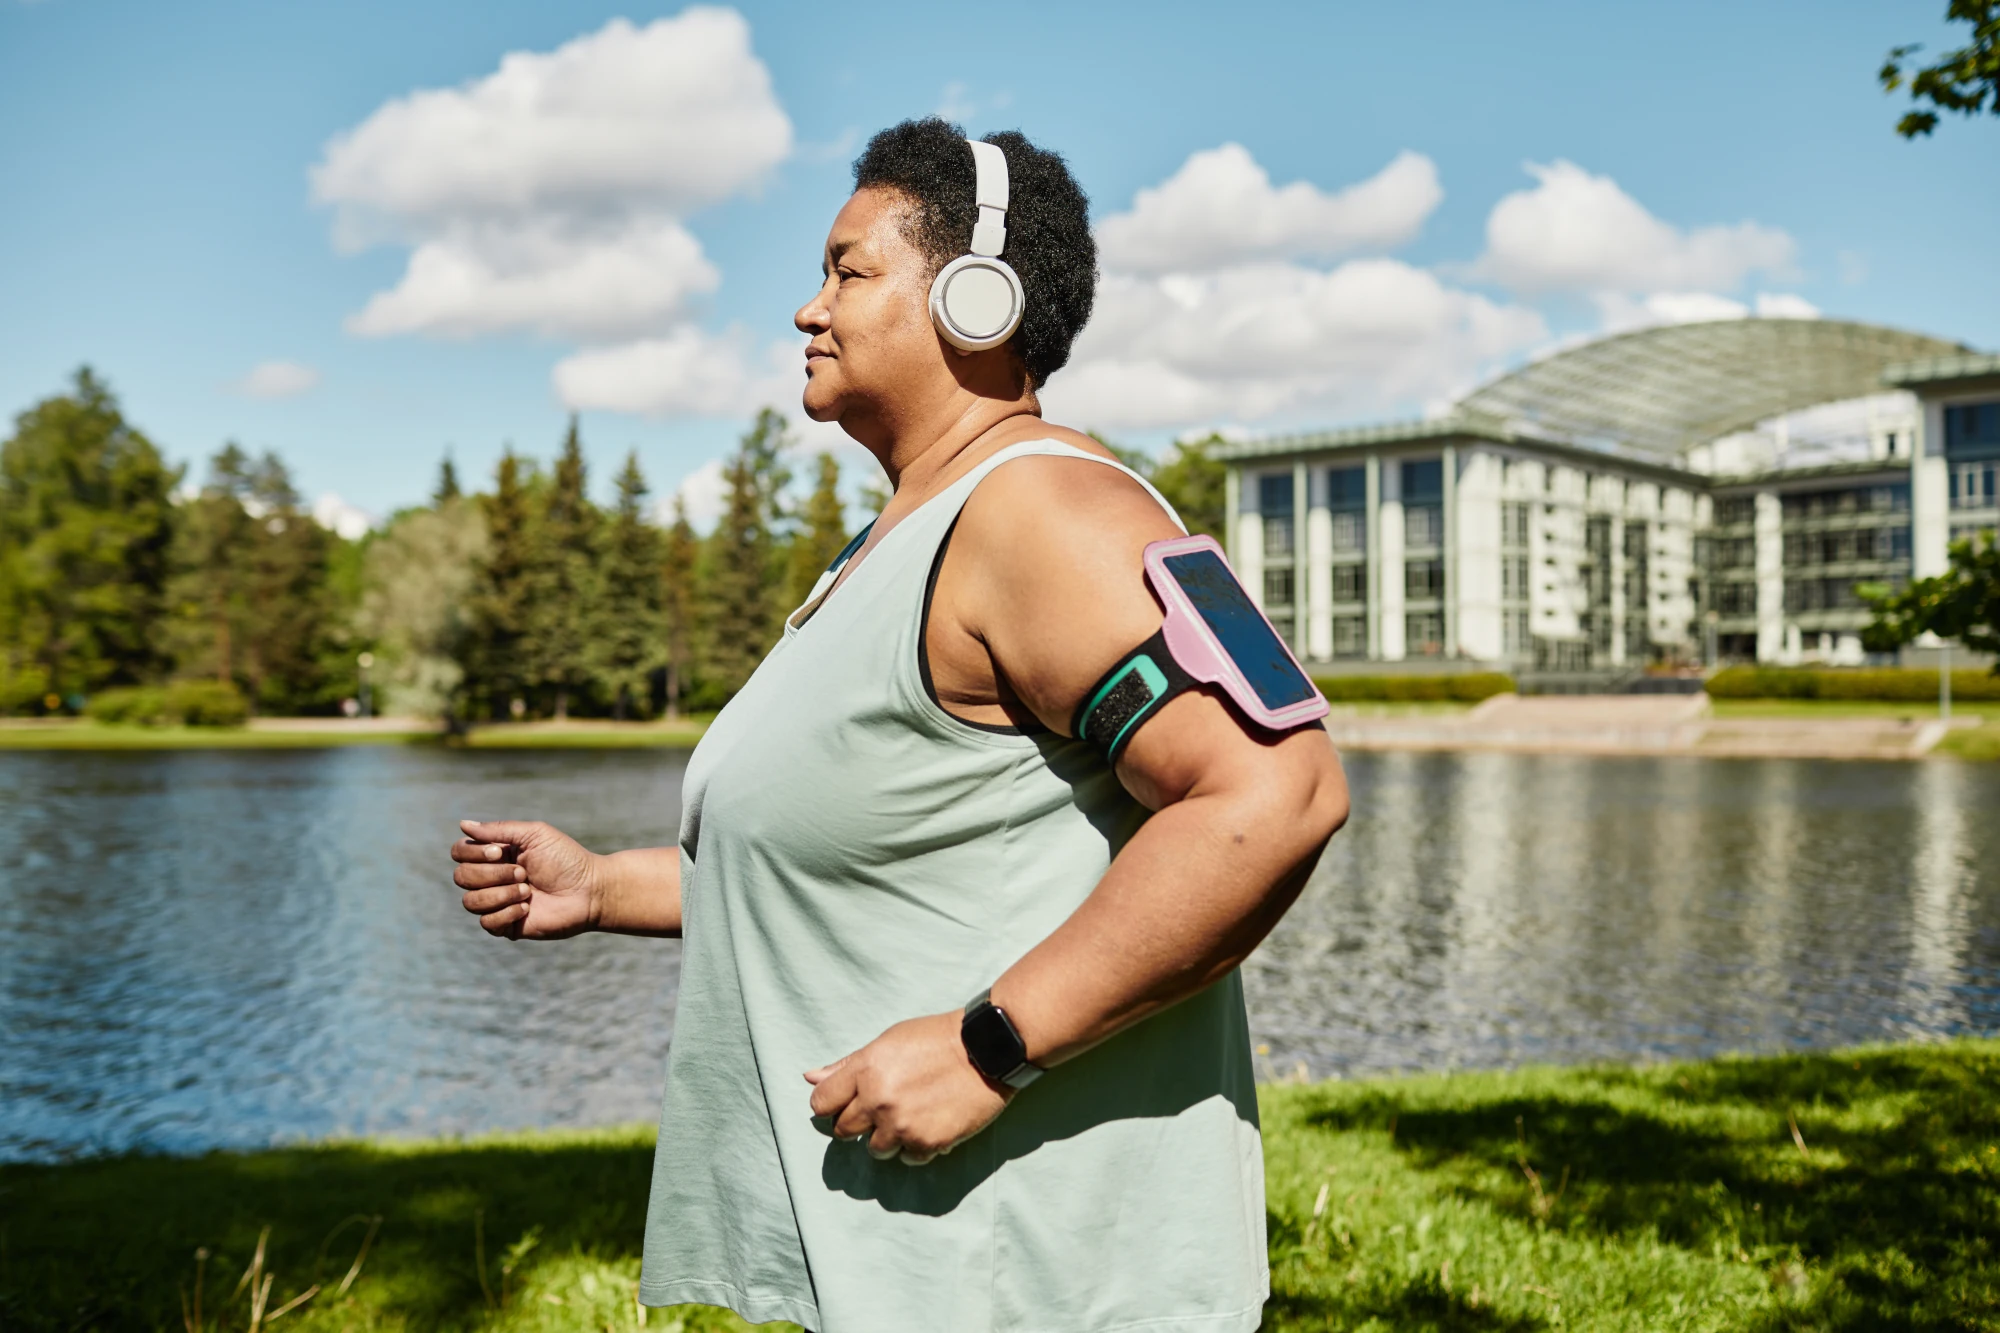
[1264,1282,1545,1333]
[1299,1046,2000,1332]
[0,1129,662,1333]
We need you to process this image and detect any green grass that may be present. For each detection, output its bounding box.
[5,1042,1996,1332]
[0,720,710,751]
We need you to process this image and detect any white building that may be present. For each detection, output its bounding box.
[1216,319,2000,672]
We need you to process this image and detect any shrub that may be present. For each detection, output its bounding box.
[1705,665,2000,702]
[84,681,249,727]
[163,679,249,726]
[84,686,170,725]
[1312,672,1514,703]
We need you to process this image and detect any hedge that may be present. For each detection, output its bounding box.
[84,680,251,727]
[1705,665,2000,702]
[1311,672,1515,703]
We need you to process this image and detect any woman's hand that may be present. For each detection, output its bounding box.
[450,819,602,940]
[805,1012,1010,1166]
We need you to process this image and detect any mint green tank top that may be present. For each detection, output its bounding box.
[640,441,1267,1333]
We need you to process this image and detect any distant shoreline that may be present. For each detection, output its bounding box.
[0,717,711,750]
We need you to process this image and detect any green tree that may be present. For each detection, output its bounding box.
[0,368,177,710]
[1151,435,1228,540]
[164,445,342,714]
[660,494,698,719]
[465,450,535,719]
[595,451,664,719]
[355,495,488,722]
[703,413,793,697]
[1882,2,2000,136]
[434,453,461,505]
[783,452,850,614]
[522,418,600,720]
[1862,533,2000,664]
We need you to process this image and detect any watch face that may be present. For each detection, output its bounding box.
[962,1003,1027,1080]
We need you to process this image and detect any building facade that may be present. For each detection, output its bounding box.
[1216,320,1999,671]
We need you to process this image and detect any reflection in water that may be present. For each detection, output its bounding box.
[2,748,1997,1161]
[1246,752,2000,1080]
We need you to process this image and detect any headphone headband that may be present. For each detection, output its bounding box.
[967,139,1009,257]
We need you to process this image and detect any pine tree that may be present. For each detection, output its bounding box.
[660,493,697,719]
[522,417,600,720]
[434,453,461,505]
[0,368,177,709]
[703,418,785,698]
[466,450,535,719]
[783,452,850,614]
[594,451,664,720]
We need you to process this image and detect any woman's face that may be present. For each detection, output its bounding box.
[795,187,946,430]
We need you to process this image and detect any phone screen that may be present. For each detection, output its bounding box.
[1162,549,1316,710]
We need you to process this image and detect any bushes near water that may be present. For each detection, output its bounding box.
[84,680,251,727]
[1313,672,1514,703]
[1706,665,2000,702]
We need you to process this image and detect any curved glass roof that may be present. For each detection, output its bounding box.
[1455,318,1968,458]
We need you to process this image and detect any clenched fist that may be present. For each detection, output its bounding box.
[450,819,602,940]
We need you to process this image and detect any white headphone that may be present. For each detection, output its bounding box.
[928,139,1025,353]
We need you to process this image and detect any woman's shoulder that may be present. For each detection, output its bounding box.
[957,426,1181,574]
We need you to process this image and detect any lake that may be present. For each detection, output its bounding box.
[3,746,1995,1162]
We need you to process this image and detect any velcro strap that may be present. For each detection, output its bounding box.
[1071,628,1196,765]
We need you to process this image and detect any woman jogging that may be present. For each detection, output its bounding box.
[448,117,1349,1333]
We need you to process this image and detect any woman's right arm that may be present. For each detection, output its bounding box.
[451,819,683,939]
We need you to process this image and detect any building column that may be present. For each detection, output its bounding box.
[1379,460,1406,662]
[1365,455,1383,660]
[1292,459,1310,656]
[1608,512,1627,667]
[1224,468,1241,568]
[1912,399,1950,578]
[1441,444,1458,657]
[1754,489,1784,662]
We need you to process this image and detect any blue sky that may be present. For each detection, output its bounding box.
[1,0,1993,529]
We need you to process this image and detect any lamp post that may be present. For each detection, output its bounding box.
[357,651,375,720]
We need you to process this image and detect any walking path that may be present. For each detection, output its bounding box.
[1324,693,1971,759]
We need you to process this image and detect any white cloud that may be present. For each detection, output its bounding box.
[311,492,374,541]
[1046,258,1547,431]
[1474,160,1795,295]
[667,458,728,533]
[1095,146,1442,274]
[554,327,792,417]
[1754,291,1820,319]
[232,361,320,399]
[1592,289,1821,334]
[314,9,789,347]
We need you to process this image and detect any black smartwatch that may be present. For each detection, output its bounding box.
[961,989,1044,1089]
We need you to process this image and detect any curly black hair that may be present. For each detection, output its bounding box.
[852,117,1096,387]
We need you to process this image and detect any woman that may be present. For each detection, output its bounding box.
[449,118,1349,1332]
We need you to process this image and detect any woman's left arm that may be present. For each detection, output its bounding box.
[806,458,1349,1163]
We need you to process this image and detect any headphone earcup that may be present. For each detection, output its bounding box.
[929,255,1025,353]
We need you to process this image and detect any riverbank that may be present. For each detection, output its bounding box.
[0,717,711,750]
[5,701,1997,758]
[5,1040,1993,1332]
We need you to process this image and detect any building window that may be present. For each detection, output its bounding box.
[1951,463,1997,510]
[1401,458,1443,506]
[1404,558,1444,600]
[1715,496,1757,527]
[1258,473,1294,559]
[1503,610,1531,657]
[1404,504,1442,548]
[1332,563,1367,604]
[1326,465,1366,509]
[1262,568,1294,609]
[1502,554,1530,600]
[1502,501,1529,549]
[1405,612,1444,656]
[1331,510,1365,552]
[1333,616,1367,659]
[1944,401,2000,457]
